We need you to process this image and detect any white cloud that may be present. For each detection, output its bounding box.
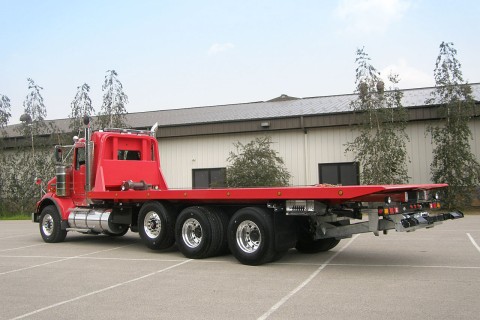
[208,43,235,55]
[334,0,412,35]
[381,59,433,89]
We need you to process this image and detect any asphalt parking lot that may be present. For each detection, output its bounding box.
[1,216,479,320]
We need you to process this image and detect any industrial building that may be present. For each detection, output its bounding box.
[3,84,480,189]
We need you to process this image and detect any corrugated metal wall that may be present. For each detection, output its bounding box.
[158,118,480,189]
[158,131,307,188]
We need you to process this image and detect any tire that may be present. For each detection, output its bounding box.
[295,237,341,254]
[103,227,129,237]
[207,207,230,255]
[138,202,176,250]
[175,206,225,259]
[228,207,276,266]
[271,250,288,262]
[39,205,67,243]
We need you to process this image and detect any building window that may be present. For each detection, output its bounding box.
[192,168,226,189]
[318,162,359,186]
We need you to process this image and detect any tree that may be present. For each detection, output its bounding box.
[0,94,11,128]
[345,48,409,185]
[69,83,94,135]
[21,78,48,136]
[16,78,56,198]
[226,137,291,187]
[99,70,129,128]
[0,94,11,210]
[0,83,69,216]
[426,42,480,208]
[0,148,54,214]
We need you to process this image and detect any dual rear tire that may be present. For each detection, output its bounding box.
[227,207,277,266]
[138,203,230,260]
[175,206,285,265]
[175,206,229,259]
[138,202,340,265]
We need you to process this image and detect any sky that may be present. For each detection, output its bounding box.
[1,0,479,125]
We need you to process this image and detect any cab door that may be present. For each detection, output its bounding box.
[72,145,87,206]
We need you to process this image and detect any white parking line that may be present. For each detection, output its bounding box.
[329,263,480,269]
[0,254,188,262]
[0,234,36,240]
[0,255,68,259]
[258,235,359,320]
[1,254,479,270]
[0,243,46,252]
[467,233,480,253]
[10,259,192,320]
[0,244,135,276]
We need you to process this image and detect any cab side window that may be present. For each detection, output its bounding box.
[75,148,85,170]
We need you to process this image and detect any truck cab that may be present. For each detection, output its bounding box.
[44,125,168,208]
[88,128,168,193]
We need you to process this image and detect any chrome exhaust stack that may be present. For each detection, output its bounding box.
[150,122,159,137]
[54,145,69,197]
[83,116,92,194]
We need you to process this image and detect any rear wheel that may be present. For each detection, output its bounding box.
[228,207,276,266]
[138,202,176,250]
[295,237,341,253]
[175,206,227,259]
[39,205,67,243]
[207,206,230,255]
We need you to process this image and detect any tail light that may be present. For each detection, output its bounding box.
[378,205,400,216]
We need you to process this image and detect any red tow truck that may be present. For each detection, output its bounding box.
[32,118,463,265]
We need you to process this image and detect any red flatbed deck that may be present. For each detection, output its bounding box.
[87,184,447,203]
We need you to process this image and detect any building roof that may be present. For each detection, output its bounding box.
[3,83,480,138]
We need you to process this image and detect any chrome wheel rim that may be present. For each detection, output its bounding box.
[42,213,54,236]
[182,218,202,248]
[236,220,261,253]
[144,211,161,239]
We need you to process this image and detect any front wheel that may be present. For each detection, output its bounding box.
[228,207,276,266]
[39,205,67,243]
[138,202,176,250]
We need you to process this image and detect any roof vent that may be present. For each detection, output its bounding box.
[267,94,300,102]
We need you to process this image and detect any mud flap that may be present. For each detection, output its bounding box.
[274,212,298,252]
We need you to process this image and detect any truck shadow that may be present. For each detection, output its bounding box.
[280,248,431,267]
[63,232,181,253]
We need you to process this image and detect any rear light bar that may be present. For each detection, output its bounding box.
[429,202,441,209]
[378,206,400,215]
[378,201,442,216]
